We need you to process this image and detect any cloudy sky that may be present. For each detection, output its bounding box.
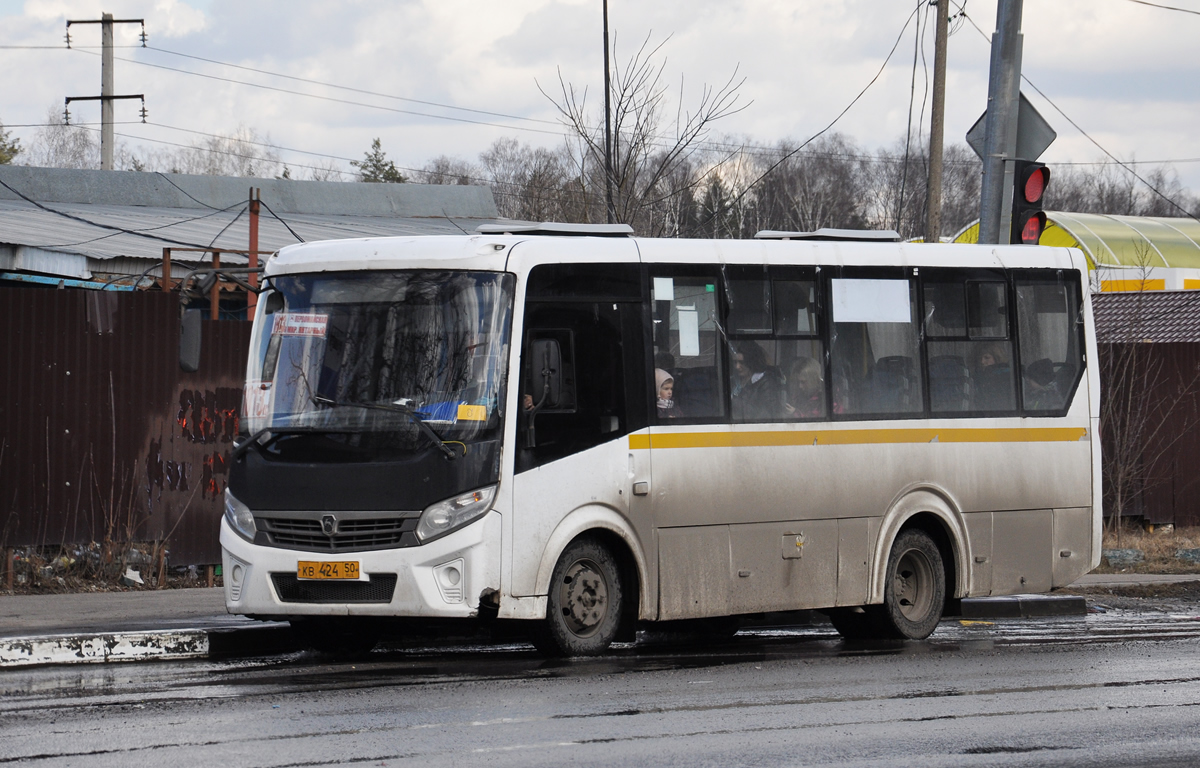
[1,0,1198,191]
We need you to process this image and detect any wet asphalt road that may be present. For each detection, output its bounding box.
[4,610,1200,768]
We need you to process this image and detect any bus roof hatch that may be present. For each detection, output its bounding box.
[476,222,635,237]
[754,228,902,242]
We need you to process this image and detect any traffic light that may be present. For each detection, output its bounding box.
[1011,160,1050,244]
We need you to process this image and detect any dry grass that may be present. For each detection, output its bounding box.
[1094,524,1200,574]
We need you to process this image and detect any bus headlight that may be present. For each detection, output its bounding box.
[224,489,256,542]
[416,485,497,543]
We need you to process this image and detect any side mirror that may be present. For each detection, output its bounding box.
[179,308,202,372]
[531,338,562,409]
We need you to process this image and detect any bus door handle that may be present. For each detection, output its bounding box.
[632,481,650,496]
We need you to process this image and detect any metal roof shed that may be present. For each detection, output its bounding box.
[0,165,500,287]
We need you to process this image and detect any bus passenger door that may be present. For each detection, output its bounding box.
[509,283,651,601]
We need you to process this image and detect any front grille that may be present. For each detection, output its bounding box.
[271,573,398,603]
[256,515,419,552]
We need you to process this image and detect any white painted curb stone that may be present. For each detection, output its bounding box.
[0,629,210,667]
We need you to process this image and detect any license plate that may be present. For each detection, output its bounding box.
[297,560,361,580]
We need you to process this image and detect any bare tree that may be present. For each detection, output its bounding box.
[544,34,747,235]
[740,134,870,236]
[478,137,584,222]
[1048,161,1199,218]
[418,155,480,186]
[21,106,99,169]
[306,158,348,182]
[938,144,982,237]
[138,125,284,178]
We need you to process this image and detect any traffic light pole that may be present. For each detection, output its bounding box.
[977,0,1023,245]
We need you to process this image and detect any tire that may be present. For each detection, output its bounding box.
[826,607,882,641]
[532,537,624,657]
[876,529,946,640]
[291,618,381,656]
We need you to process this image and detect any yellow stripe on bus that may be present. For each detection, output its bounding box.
[628,426,1087,451]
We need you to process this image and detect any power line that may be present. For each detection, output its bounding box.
[897,0,926,230]
[257,199,305,243]
[0,121,142,128]
[71,47,567,137]
[1123,0,1200,15]
[142,45,562,127]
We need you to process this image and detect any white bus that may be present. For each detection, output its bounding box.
[217,223,1099,655]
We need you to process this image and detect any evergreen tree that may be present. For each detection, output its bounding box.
[351,138,406,183]
[0,121,21,164]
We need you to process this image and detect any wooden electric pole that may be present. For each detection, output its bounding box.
[924,0,950,244]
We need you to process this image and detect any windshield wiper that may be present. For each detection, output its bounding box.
[311,395,458,459]
[232,426,326,462]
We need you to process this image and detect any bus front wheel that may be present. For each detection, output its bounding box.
[533,537,624,657]
[877,529,946,640]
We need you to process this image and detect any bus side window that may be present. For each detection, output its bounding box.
[829,275,923,417]
[725,274,824,422]
[923,277,1016,414]
[1016,277,1083,413]
[651,273,725,421]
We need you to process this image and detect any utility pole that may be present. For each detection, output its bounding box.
[977,0,1023,244]
[247,188,260,321]
[65,13,146,170]
[923,0,950,244]
[602,0,615,224]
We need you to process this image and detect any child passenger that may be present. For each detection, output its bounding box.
[655,368,683,419]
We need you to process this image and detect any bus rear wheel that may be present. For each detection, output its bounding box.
[877,529,945,640]
[532,537,623,657]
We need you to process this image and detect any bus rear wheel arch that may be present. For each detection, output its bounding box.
[532,534,627,656]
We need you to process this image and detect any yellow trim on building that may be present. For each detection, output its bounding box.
[1101,279,1165,292]
[628,426,1087,450]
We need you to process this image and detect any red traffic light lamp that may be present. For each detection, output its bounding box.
[1011,161,1050,244]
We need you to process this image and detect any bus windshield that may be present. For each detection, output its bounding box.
[243,270,514,449]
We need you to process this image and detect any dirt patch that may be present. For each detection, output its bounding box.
[1058,581,1200,613]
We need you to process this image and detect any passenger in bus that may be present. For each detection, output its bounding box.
[783,357,826,418]
[974,342,1014,410]
[1024,357,1062,410]
[655,368,683,419]
[732,342,785,420]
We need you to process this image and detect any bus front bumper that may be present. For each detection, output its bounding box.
[220,511,502,619]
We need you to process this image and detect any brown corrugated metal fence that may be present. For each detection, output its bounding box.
[0,286,249,564]
[1101,341,1200,527]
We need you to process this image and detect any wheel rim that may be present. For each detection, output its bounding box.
[558,557,609,638]
[892,547,935,623]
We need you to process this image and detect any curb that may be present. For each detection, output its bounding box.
[0,624,297,669]
[959,594,1088,619]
